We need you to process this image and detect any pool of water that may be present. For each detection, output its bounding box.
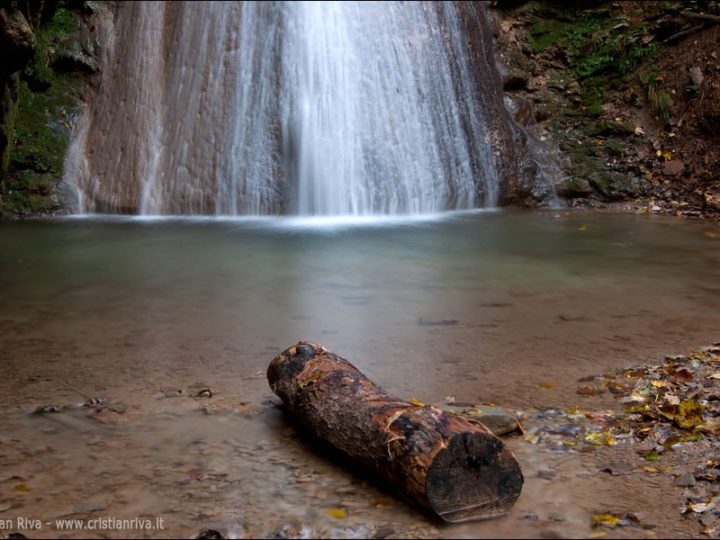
[1,209,719,538]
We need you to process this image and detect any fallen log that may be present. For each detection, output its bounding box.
[267,341,523,522]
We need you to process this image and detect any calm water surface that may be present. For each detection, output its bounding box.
[1,210,719,538]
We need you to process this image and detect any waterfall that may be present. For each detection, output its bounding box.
[66,1,531,216]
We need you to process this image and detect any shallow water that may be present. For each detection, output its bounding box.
[1,210,719,538]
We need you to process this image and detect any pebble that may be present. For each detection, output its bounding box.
[673,473,696,487]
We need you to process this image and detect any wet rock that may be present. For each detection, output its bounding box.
[556,178,592,199]
[31,404,61,414]
[51,45,99,74]
[589,172,647,201]
[537,468,557,480]
[0,8,36,72]
[662,159,684,176]
[504,69,528,91]
[434,402,520,436]
[674,473,696,487]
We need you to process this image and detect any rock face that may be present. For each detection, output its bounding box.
[490,2,720,217]
[0,7,37,183]
[456,2,561,207]
[0,0,108,217]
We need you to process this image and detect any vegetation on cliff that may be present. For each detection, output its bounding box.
[0,0,101,217]
[494,0,720,219]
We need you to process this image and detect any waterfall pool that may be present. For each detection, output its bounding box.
[1,209,718,538]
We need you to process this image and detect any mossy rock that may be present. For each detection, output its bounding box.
[588,172,647,201]
[586,120,635,137]
[557,178,593,199]
[530,19,567,52]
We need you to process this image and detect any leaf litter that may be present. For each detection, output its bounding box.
[519,343,720,533]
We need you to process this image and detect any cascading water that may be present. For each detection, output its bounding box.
[66,1,544,216]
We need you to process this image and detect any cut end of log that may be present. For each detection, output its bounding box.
[426,431,524,522]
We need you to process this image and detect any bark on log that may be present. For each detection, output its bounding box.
[267,341,523,522]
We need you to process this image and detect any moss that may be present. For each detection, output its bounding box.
[604,139,626,157]
[565,146,606,176]
[530,19,567,52]
[581,120,635,138]
[585,103,604,118]
[3,5,85,216]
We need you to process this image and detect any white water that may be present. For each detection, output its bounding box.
[66,2,512,216]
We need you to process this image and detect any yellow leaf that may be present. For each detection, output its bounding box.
[579,224,588,231]
[651,380,666,387]
[591,513,620,528]
[409,397,424,407]
[663,151,672,161]
[656,150,662,157]
[536,381,557,389]
[676,399,704,429]
[524,433,540,444]
[326,508,347,519]
[14,484,31,493]
[642,466,658,473]
[585,431,617,446]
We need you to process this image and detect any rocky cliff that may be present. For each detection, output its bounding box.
[490,0,720,219]
[0,0,106,216]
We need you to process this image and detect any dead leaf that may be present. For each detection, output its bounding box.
[409,397,424,407]
[536,381,557,389]
[326,508,347,519]
[14,484,31,493]
[577,385,605,396]
[592,513,620,528]
[585,431,617,446]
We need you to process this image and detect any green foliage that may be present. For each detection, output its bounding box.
[3,6,82,216]
[528,7,659,80]
[530,19,566,52]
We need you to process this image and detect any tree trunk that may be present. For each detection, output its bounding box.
[267,341,524,523]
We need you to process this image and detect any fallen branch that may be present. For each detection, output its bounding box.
[681,11,720,24]
[664,23,707,44]
[267,341,523,522]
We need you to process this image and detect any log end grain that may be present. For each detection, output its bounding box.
[426,430,524,522]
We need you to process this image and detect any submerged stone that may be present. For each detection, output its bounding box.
[434,402,520,436]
